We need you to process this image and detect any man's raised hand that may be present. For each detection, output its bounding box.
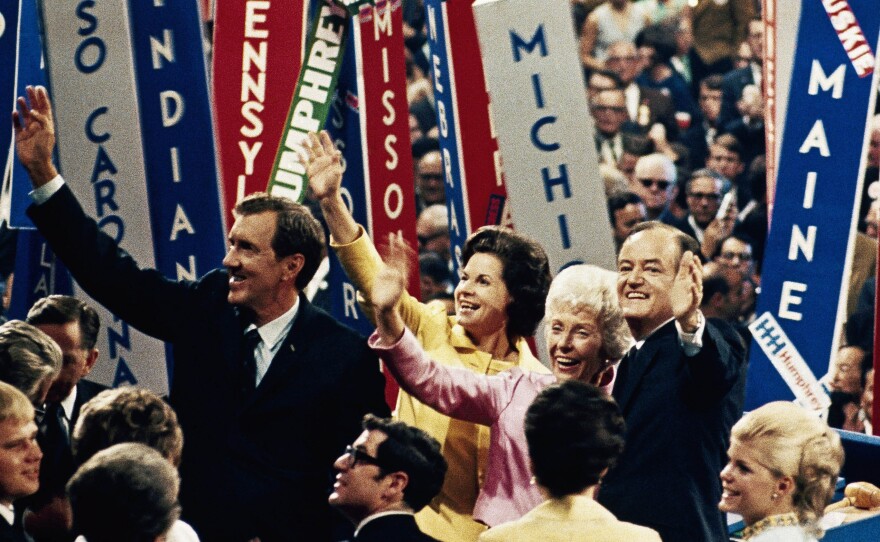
[670,250,703,332]
[303,131,343,201]
[12,85,58,186]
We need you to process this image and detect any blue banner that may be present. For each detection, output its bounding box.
[746,0,880,409]
[423,0,468,278]
[3,0,48,228]
[7,230,74,320]
[326,22,373,336]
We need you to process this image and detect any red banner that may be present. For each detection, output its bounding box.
[444,0,508,232]
[212,0,310,226]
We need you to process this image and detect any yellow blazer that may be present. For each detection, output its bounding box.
[479,495,661,542]
[691,0,755,65]
[333,228,549,542]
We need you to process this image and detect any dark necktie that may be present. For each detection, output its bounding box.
[39,402,72,493]
[240,329,261,397]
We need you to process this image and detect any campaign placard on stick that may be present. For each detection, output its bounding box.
[472,0,616,272]
[745,0,879,409]
[424,0,508,277]
[40,0,226,393]
[212,0,309,224]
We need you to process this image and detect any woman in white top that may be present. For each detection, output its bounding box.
[719,402,844,541]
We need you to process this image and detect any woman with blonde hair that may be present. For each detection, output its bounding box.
[719,402,845,541]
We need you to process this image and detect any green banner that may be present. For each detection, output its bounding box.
[267,0,374,201]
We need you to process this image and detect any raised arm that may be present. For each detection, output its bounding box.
[370,234,511,425]
[304,131,359,244]
[13,85,59,187]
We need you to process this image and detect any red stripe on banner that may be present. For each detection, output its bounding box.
[444,0,508,229]
[212,0,309,226]
[821,0,876,78]
[356,0,419,407]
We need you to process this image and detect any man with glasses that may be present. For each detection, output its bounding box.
[630,153,676,220]
[591,89,635,166]
[330,415,447,542]
[665,169,733,259]
[713,234,754,279]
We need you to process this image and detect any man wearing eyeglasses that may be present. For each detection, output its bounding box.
[630,153,677,221]
[330,415,447,542]
[590,89,637,166]
[415,150,446,213]
[665,169,734,259]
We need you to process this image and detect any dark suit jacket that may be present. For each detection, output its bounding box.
[635,86,680,142]
[28,186,390,542]
[354,514,439,542]
[0,514,27,542]
[718,65,755,130]
[598,320,746,542]
[70,379,108,432]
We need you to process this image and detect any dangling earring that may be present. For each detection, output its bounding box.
[771,492,779,500]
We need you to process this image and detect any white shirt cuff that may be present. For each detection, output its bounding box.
[29,175,65,205]
[676,311,705,356]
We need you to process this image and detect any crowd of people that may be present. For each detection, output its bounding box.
[1,0,877,541]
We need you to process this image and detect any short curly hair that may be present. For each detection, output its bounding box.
[461,226,551,338]
[545,265,632,361]
[72,387,183,468]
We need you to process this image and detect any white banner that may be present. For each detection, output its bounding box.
[41,0,168,392]
[472,0,616,272]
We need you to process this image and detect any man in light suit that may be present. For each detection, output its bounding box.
[330,415,446,542]
[13,86,390,541]
[479,381,660,542]
[598,221,746,542]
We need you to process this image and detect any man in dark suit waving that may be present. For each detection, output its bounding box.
[13,86,390,541]
[598,222,746,542]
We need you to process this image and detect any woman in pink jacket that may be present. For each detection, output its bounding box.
[369,235,633,527]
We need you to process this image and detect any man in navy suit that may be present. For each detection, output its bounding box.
[330,415,446,542]
[599,222,746,542]
[13,85,390,541]
[23,295,107,541]
[718,18,764,129]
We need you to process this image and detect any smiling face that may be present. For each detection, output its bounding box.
[329,429,388,523]
[617,228,680,339]
[719,438,789,526]
[546,308,605,384]
[0,417,41,506]
[454,253,511,340]
[222,211,297,326]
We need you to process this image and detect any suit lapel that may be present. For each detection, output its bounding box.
[244,295,312,408]
[613,321,676,413]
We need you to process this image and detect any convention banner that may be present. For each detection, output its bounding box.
[40,0,226,393]
[7,230,73,322]
[423,0,508,277]
[212,0,309,225]
[472,0,616,273]
[745,0,879,410]
[267,0,351,201]
[2,0,47,228]
[352,0,419,294]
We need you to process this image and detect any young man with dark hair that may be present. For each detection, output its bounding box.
[330,415,447,542]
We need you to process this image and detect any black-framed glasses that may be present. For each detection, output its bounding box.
[638,178,672,190]
[720,251,752,262]
[343,445,383,469]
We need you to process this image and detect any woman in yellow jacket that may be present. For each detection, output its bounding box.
[305,131,551,541]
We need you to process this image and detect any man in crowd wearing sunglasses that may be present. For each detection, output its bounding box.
[630,153,677,221]
[330,415,447,542]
